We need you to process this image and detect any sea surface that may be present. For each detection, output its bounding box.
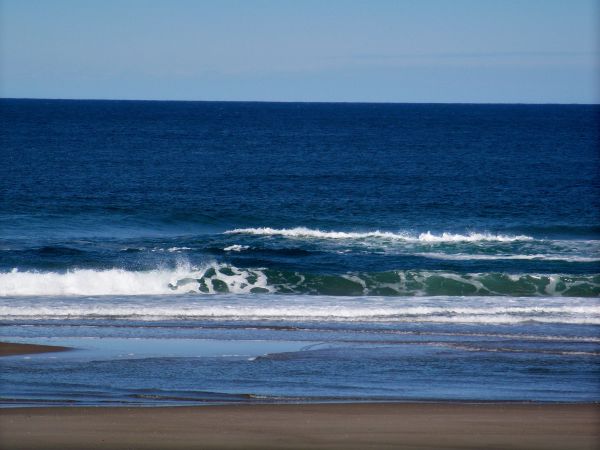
[1,99,599,406]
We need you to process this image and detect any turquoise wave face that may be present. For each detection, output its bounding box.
[170,265,600,297]
[2,264,598,297]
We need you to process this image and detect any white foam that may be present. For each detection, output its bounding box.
[0,267,189,296]
[0,263,270,297]
[167,247,192,253]
[224,244,249,252]
[1,295,598,325]
[416,231,534,242]
[416,253,600,262]
[149,247,192,253]
[225,227,533,242]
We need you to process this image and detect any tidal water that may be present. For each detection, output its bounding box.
[1,99,598,405]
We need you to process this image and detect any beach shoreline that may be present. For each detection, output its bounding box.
[0,403,598,449]
[1,314,598,450]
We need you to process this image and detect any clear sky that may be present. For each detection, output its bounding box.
[1,0,598,103]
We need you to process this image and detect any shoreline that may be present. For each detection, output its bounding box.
[2,340,598,448]
[1,403,598,449]
[0,341,71,357]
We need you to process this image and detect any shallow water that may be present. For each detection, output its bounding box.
[2,294,599,405]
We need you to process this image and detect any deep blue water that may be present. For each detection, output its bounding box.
[3,100,599,235]
[0,99,598,405]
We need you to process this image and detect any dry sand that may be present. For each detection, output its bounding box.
[0,403,598,450]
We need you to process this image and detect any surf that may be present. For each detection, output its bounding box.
[1,264,598,297]
[1,294,598,325]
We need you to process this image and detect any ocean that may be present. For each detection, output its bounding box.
[1,99,599,406]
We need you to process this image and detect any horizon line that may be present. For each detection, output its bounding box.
[1,97,599,106]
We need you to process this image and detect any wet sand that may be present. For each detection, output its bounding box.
[0,341,70,357]
[0,403,598,450]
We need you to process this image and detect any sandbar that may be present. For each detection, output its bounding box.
[0,341,70,357]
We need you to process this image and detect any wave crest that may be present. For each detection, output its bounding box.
[224,227,534,242]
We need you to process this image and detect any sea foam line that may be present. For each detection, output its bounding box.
[416,253,600,262]
[1,301,599,324]
[224,227,534,242]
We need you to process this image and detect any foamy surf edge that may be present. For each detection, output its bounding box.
[1,295,599,325]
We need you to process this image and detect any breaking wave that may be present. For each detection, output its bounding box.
[0,266,194,296]
[224,227,534,242]
[1,264,598,297]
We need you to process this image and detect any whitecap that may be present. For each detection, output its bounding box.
[224,227,534,242]
[223,244,249,252]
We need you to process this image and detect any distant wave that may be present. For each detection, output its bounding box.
[225,227,534,242]
[1,264,598,297]
[223,244,249,252]
[416,253,600,263]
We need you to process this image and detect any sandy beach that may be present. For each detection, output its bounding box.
[0,341,70,357]
[1,403,598,450]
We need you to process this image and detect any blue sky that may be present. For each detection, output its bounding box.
[1,0,598,103]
